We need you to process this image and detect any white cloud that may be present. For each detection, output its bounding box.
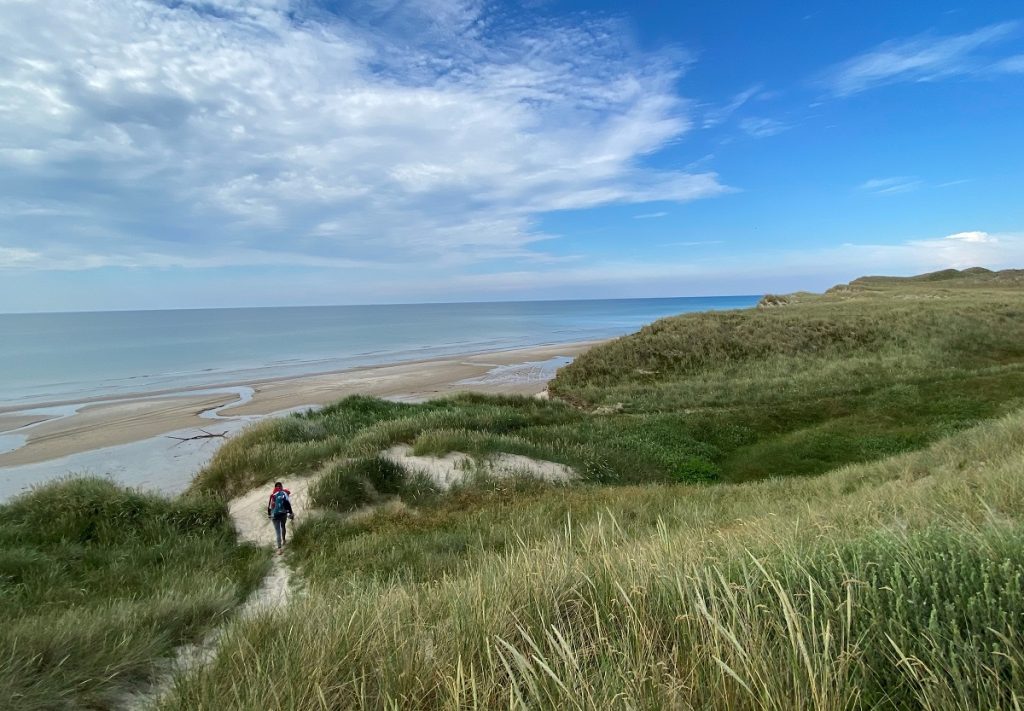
[944,230,994,243]
[666,240,723,247]
[822,22,1020,96]
[859,176,923,195]
[0,246,42,267]
[634,211,668,219]
[408,229,1024,300]
[0,243,379,271]
[0,0,727,274]
[935,179,972,188]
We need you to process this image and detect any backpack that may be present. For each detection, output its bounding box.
[271,490,289,517]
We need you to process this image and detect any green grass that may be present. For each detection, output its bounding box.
[309,455,443,511]
[160,407,1024,709]
[22,269,1024,709]
[0,478,268,710]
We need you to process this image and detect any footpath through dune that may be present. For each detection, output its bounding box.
[227,473,316,613]
[229,473,317,546]
[119,475,317,710]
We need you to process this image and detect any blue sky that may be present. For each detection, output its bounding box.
[1,0,1022,311]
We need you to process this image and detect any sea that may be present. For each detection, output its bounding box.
[0,296,758,408]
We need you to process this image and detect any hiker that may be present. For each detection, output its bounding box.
[267,481,294,552]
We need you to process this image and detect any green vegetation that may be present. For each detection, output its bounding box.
[191,392,725,499]
[162,409,1024,709]
[154,268,1024,709]
[0,478,267,710]
[14,268,1024,709]
[553,270,1024,481]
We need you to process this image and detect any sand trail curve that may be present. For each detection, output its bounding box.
[119,475,317,710]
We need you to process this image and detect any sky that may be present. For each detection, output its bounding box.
[1,0,1022,312]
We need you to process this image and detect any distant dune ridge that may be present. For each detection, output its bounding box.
[7,267,1024,709]
[840,265,1024,288]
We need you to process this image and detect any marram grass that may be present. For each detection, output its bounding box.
[161,407,1024,710]
[0,478,269,710]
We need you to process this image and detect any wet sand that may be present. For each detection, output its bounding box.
[0,393,242,467]
[0,341,598,470]
[0,413,55,431]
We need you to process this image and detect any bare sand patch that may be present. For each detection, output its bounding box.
[381,444,575,489]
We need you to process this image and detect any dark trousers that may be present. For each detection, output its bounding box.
[272,516,288,547]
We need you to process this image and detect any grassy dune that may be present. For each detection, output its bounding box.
[162,408,1024,709]
[154,268,1024,709]
[0,479,268,710]
[8,268,1024,709]
[552,273,1024,481]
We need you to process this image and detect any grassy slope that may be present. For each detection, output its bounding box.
[164,405,1024,710]
[551,270,1024,481]
[0,479,268,710]
[161,269,1024,709]
[194,269,1024,498]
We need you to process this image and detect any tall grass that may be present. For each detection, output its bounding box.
[0,478,268,710]
[159,273,1024,707]
[160,408,1024,709]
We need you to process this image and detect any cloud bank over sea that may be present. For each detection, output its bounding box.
[0,0,722,275]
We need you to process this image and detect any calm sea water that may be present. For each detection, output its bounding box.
[0,296,758,407]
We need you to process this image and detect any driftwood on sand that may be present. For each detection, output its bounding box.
[166,429,227,443]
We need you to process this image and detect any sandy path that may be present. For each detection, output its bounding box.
[117,445,575,709]
[119,475,319,710]
[228,473,317,546]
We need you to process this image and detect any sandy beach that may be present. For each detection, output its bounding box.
[0,341,598,470]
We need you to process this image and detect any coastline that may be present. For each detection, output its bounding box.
[0,340,600,472]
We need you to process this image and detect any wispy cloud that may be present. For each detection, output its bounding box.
[822,22,1020,96]
[739,116,789,138]
[943,230,995,244]
[634,211,668,219]
[0,0,728,274]
[702,84,765,128]
[996,54,1024,73]
[859,176,923,195]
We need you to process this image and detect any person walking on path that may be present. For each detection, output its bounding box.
[267,481,294,553]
